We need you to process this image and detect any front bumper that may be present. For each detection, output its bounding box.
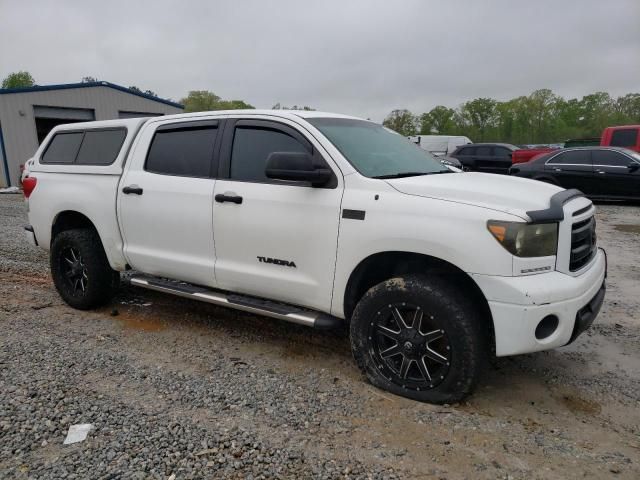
[471,248,606,356]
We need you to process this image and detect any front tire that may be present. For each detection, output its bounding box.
[50,228,119,310]
[350,275,487,404]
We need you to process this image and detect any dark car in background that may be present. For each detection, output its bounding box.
[450,143,520,174]
[509,147,640,200]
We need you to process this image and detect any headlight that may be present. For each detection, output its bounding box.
[487,221,558,257]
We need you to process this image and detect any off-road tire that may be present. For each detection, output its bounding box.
[350,274,487,404]
[50,228,119,310]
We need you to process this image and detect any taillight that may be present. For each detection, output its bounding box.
[23,177,37,198]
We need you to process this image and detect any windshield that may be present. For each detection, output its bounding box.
[307,118,451,178]
[624,149,640,163]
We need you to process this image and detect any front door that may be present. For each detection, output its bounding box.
[119,119,222,287]
[544,149,595,194]
[212,118,343,312]
[591,149,639,198]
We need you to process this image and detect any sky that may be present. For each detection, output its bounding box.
[1,0,639,122]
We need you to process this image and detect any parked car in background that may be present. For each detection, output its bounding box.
[439,156,462,169]
[564,137,600,148]
[19,158,34,186]
[512,146,559,165]
[509,147,640,200]
[450,143,519,174]
[601,125,640,153]
[408,135,472,157]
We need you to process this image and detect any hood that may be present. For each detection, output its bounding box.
[386,172,563,220]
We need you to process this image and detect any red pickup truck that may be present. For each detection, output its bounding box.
[511,147,558,165]
[601,125,640,152]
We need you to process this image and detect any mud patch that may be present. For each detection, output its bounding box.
[561,394,601,415]
[114,310,167,332]
[614,224,640,235]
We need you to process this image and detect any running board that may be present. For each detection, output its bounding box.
[129,276,342,330]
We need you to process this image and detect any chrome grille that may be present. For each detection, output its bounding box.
[570,215,596,271]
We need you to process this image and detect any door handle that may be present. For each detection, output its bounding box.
[122,185,143,195]
[554,168,562,172]
[215,193,243,204]
[595,170,606,174]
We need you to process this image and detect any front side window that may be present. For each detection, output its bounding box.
[307,118,449,178]
[146,124,218,177]
[592,150,631,167]
[230,126,308,182]
[41,132,84,163]
[610,129,638,147]
[549,150,591,165]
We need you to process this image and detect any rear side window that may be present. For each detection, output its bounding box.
[230,127,308,182]
[41,132,84,163]
[610,129,638,147]
[493,147,512,158]
[592,150,630,167]
[76,130,127,165]
[41,129,126,165]
[476,146,491,155]
[146,123,218,177]
[549,150,591,165]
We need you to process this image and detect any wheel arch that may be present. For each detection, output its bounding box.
[343,251,494,347]
[52,210,97,240]
[50,210,126,270]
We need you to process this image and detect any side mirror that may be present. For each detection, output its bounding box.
[628,162,639,172]
[265,152,332,187]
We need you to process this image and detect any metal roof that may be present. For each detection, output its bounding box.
[0,81,183,109]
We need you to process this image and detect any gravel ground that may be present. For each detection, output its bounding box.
[1,194,639,479]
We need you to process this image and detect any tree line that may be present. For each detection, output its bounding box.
[1,71,313,113]
[383,89,640,144]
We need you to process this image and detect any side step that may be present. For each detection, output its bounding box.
[129,275,342,330]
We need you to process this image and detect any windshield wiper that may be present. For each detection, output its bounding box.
[372,172,429,179]
[373,170,451,179]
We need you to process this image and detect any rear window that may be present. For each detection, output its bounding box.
[41,132,84,164]
[610,129,638,147]
[41,129,126,165]
[76,130,127,165]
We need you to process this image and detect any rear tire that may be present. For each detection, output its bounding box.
[50,228,119,310]
[350,274,487,404]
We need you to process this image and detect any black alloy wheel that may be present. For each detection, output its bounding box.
[369,303,451,391]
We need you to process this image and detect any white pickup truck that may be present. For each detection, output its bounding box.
[23,110,606,403]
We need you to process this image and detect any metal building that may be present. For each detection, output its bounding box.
[0,81,183,186]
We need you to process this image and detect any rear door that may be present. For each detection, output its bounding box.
[544,150,595,193]
[118,118,222,287]
[592,149,640,198]
[473,145,494,173]
[488,146,513,174]
[211,117,343,312]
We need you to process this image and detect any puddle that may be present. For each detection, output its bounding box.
[614,224,640,235]
[561,394,601,415]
